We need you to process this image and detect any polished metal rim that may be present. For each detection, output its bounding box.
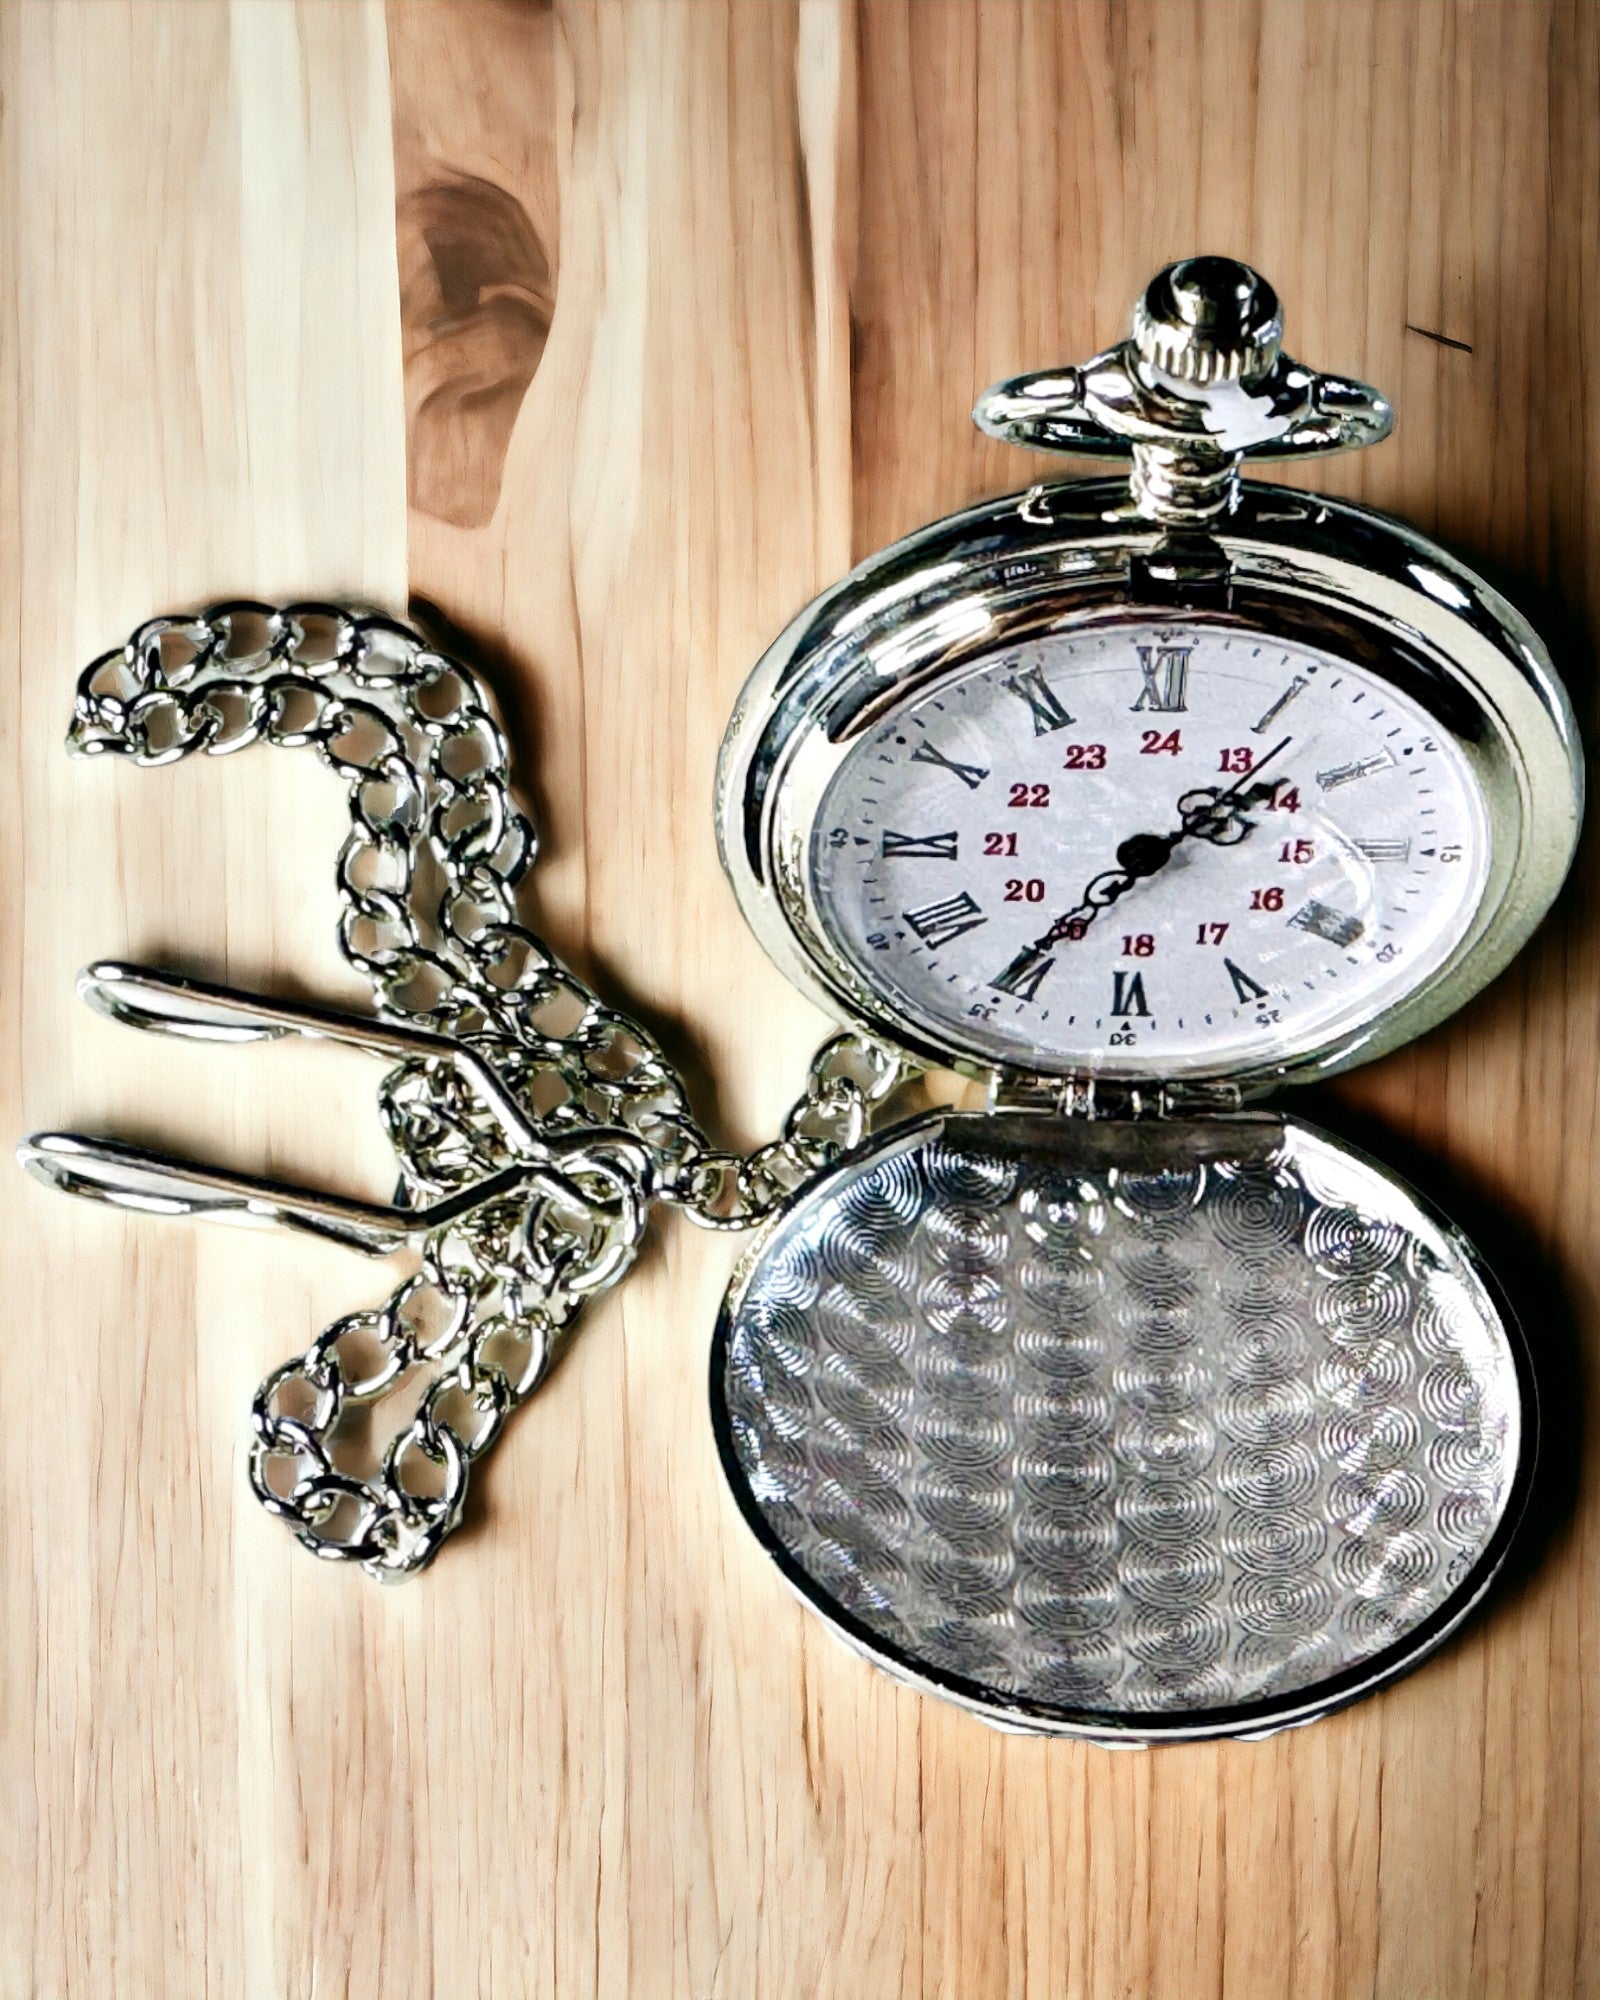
[715,477,1582,1095]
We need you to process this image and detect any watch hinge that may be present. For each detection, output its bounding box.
[986,1073,1244,1120]
[1129,534,1235,609]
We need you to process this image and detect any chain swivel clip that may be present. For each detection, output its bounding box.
[20,962,655,1579]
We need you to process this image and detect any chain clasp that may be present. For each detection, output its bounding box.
[20,961,655,1259]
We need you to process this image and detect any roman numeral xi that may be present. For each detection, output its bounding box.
[1003,662,1076,735]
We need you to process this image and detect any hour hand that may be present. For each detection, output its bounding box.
[1176,774,1282,845]
[1179,736,1294,843]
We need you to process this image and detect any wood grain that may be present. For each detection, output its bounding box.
[2,3,1598,1995]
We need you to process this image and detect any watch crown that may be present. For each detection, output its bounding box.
[1131,257,1284,388]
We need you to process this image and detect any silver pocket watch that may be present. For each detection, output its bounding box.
[710,258,1582,1740]
[21,259,1582,1746]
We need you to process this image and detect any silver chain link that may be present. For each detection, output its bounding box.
[69,601,909,1576]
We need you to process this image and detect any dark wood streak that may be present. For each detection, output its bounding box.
[388,0,562,530]
[1406,322,1475,353]
[397,176,554,528]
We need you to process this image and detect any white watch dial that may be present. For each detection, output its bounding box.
[810,619,1491,1076]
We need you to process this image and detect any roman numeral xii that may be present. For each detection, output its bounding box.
[1131,644,1191,713]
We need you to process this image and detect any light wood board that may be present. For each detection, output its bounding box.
[3,3,1598,1995]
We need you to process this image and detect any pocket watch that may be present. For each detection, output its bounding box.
[18,258,1584,1749]
[711,258,1583,1741]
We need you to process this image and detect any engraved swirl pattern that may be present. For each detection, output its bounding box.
[720,1117,1522,1719]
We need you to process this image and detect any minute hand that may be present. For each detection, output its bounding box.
[991,737,1294,994]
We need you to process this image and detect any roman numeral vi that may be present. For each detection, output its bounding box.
[1110,970,1152,1016]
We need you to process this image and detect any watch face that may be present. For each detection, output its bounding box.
[808,616,1492,1077]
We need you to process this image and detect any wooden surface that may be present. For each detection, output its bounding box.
[3,3,1598,1995]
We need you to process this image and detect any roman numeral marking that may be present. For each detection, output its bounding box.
[1289,899,1366,948]
[1251,675,1308,735]
[991,948,1054,1001]
[1131,644,1191,713]
[1316,749,1394,791]
[910,739,990,789]
[1110,970,1152,1016]
[1224,958,1269,1004]
[903,892,988,949]
[1354,836,1412,862]
[1002,662,1076,735]
[881,828,959,860]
